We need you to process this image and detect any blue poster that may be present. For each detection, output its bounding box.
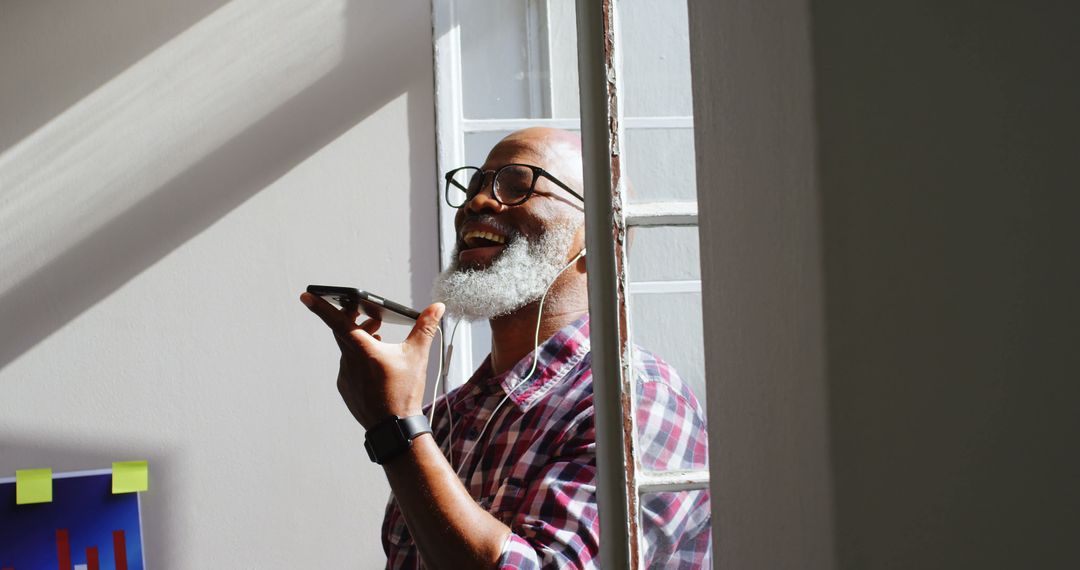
[0,470,145,570]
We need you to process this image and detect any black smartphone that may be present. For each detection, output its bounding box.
[306,285,420,326]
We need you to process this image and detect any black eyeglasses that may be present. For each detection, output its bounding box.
[444,163,584,208]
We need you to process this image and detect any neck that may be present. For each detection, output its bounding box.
[488,272,587,376]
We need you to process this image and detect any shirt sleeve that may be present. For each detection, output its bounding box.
[635,365,712,568]
[495,354,711,569]
[494,411,600,569]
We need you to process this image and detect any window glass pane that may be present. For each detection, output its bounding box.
[458,1,534,119]
[624,127,697,203]
[632,291,707,432]
[469,321,492,371]
[545,0,581,119]
[458,0,580,120]
[618,0,708,485]
[639,489,712,569]
[618,0,696,205]
[464,131,511,166]
[627,225,701,282]
[618,0,694,117]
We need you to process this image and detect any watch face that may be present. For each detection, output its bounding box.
[366,417,409,464]
[372,421,407,449]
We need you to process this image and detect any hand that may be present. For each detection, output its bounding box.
[300,292,445,430]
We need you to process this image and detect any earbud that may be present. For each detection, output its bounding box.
[565,248,586,267]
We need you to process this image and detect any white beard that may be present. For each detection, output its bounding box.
[433,220,581,321]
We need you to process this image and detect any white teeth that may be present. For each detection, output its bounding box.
[464,230,506,244]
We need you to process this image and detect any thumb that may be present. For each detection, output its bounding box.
[404,302,445,352]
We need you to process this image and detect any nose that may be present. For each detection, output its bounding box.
[463,172,506,215]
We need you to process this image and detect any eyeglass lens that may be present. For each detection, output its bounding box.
[447,165,535,207]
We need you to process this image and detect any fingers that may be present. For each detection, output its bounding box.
[300,292,357,335]
[346,326,379,349]
[357,318,382,336]
[344,304,362,324]
[343,318,383,350]
[301,293,396,355]
[404,302,445,352]
[301,292,380,354]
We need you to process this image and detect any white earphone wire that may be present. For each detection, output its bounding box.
[429,318,465,467]
[454,248,585,477]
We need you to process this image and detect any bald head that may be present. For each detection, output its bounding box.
[500,127,582,153]
[484,127,584,198]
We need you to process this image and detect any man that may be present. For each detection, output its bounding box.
[300,128,709,568]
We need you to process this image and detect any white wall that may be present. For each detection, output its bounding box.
[688,0,835,567]
[0,1,438,568]
[690,0,1080,568]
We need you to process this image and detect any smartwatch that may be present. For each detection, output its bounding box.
[364,415,432,465]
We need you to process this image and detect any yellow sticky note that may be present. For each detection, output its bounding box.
[15,468,53,505]
[112,460,149,494]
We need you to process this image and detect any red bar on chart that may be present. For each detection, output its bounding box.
[56,529,72,570]
[112,530,128,570]
[86,546,100,570]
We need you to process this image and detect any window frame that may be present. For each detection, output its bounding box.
[432,1,710,566]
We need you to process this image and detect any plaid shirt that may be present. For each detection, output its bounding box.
[382,315,711,569]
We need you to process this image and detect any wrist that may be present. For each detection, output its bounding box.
[364,414,431,465]
[381,433,436,469]
[362,406,423,431]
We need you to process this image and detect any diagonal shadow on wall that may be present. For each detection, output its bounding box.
[0,0,439,372]
[0,0,231,155]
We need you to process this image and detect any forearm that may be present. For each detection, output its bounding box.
[383,434,512,569]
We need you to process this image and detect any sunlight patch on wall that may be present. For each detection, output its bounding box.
[0,0,346,295]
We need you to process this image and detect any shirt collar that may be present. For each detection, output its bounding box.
[460,314,591,412]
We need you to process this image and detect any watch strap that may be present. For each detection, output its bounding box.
[364,414,431,465]
[397,415,432,439]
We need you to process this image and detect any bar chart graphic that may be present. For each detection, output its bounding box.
[0,471,145,570]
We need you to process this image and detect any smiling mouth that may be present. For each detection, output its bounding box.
[461,230,507,249]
